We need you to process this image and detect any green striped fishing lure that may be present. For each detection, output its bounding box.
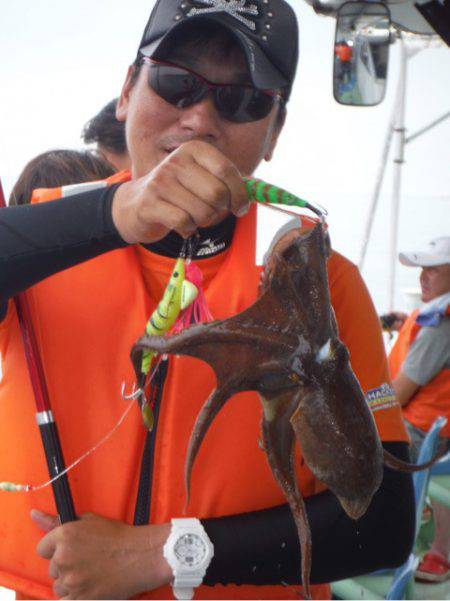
[244,177,326,220]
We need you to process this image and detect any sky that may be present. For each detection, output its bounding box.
[1,0,449,313]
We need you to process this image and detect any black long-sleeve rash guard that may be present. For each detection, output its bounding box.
[204,441,415,587]
[0,184,236,319]
[0,186,415,585]
[0,185,126,319]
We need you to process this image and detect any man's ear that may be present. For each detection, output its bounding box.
[116,65,137,122]
[264,106,287,162]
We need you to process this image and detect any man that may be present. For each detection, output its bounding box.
[82,99,131,171]
[334,40,353,82]
[0,1,413,599]
[389,236,450,583]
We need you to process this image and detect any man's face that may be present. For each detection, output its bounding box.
[419,264,450,302]
[116,42,283,179]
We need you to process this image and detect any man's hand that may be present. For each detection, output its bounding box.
[112,140,250,244]
[32,509,172,600]
[380,311,408,332]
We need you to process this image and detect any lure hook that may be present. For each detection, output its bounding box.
[121,382,144,401]
[303,200,328,222]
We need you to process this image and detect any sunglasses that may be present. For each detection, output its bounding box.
[140,57,282,124]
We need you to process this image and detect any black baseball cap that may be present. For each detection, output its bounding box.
[138,0,299,99]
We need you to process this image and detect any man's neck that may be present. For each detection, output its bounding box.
[141,214,237,259]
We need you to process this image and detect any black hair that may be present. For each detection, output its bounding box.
[82,99,127,155]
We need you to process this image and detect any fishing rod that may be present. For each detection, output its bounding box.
[0,179,76,522]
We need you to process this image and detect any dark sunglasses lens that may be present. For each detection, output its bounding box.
[148,64,206,108]
[216,87,275,123]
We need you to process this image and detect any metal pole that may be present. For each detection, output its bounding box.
[358,116,394,271]
[406,111,450,144]
[358,45,417,272]
[389,38,408,310]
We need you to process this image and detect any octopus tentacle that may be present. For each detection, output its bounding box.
[383,447,449,472]
[132,324,295,381]
[185,381,238,509]
[261,390,312,599]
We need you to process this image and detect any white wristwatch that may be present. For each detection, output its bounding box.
[163,518,214,600]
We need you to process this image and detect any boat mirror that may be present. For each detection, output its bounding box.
[334,1,391,106]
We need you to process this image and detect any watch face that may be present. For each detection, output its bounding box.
[174,533,207,568]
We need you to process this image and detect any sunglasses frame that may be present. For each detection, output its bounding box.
[139,56,283,122]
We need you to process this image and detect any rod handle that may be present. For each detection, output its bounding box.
[39,421,77,523]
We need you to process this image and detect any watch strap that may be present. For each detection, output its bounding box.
[173,569,205,590]
[164,518,214,600]
[172,585,194,600]
[171,517,202,528]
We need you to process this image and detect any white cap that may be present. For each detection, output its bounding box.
[399,236,450,267]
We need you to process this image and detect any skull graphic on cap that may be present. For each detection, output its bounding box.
[187,0,260,31]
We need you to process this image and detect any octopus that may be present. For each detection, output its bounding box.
[131,223,440,599]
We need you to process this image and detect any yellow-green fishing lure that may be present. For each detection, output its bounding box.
[139,258,198,429]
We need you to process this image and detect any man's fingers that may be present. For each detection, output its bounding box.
[185,142,249,217]
[31,509,60,532]
[175,159,231,213]
[33,510,60,560]
[139,197,197,240]
[49,559,59,579]
[37,532,57,560]
[158,171,228,228]
[53,580,69,599]
[227,175,250,217]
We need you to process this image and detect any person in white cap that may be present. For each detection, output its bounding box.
[389,236,450,583]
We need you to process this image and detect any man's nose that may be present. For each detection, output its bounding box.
[178,94,222,139]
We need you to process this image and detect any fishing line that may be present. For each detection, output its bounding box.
[0,360,163,494]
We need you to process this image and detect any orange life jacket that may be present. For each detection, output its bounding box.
[335,44,353,62]
[0,173,407,599]
[389,309,450,437]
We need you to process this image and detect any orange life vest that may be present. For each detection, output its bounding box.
[335,44,353,62]
[389,309,450,437]
[0,173,407,599]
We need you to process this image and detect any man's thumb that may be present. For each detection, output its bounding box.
[30,509,60,532]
